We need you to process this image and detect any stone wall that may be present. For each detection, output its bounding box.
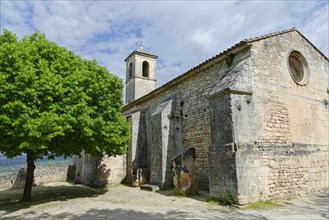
[147,95,185,188]
[235,144,328,204]
[208,92,237,200]
[126,95,185,188]
[124,30,328,202]
[125,111,148,183]
[68,152,126,187]
[125,47,251,190]
[228,31,328,204]
[250,31,328,146]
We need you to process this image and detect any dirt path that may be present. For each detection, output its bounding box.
[0,182,328,220]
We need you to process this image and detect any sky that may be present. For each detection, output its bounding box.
[1,0,328,100]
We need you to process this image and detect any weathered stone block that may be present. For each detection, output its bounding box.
[67,152,126,187]
[12,168,36,189]
[66,164,76,182]
[140,184,160,191]
[171,147,198,196]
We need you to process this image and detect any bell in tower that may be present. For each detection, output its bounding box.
[125,44,158,104]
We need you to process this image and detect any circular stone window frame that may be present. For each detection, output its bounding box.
[287,50,310,86]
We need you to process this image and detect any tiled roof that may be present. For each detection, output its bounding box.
[125,47,158,62]
[122,28,327,112]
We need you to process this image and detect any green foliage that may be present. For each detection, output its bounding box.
[220,191,235,206]
[167,112,174,120]
[205,192,235,206]
[0,30,130,159]
[205,197,220,205]
[240,200,281,210]
[225,53,235,68]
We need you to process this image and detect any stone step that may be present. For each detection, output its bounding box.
[140,184,160,192]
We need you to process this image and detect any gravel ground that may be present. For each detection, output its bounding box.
[0,182,328,220]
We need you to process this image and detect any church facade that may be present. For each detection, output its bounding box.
[122,28,328,204]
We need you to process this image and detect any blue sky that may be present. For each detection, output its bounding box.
[1,0,328,99]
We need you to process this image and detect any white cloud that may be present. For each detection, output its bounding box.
[189,30,215,50]
[1,0,328,91]
[300,4,329,56]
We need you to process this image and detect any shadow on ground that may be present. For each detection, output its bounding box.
[0,183,107,214]
[0,208,269,220]
[155,188,210,203]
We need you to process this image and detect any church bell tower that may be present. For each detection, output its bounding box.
[125,45,158,104]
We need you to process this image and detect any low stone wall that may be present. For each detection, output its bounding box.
[67,152,126,187]
[0,165,68,189]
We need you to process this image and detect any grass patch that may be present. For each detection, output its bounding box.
[205,191,235,206]
[240,200,281,210]
[205,197,220,205]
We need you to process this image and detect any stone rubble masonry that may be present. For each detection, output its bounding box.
[235,146,328,204]
[228,30,329,204]
[67,151,126,187]
[125,46,252,191]
[123,29,328,204]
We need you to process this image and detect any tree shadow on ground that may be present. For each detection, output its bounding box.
[0,183,107,214]
[0,207,269,220]
[155,188,217,203]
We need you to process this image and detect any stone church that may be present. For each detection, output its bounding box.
[70,28,328,204]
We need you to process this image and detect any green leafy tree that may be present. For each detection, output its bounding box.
[0,30,130,201]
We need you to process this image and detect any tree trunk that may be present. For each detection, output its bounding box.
[22,150,35,202]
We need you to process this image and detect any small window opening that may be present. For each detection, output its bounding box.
[129,63,133,78]
[142,61,149,77]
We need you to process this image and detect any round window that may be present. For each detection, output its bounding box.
[288,51,309,85]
